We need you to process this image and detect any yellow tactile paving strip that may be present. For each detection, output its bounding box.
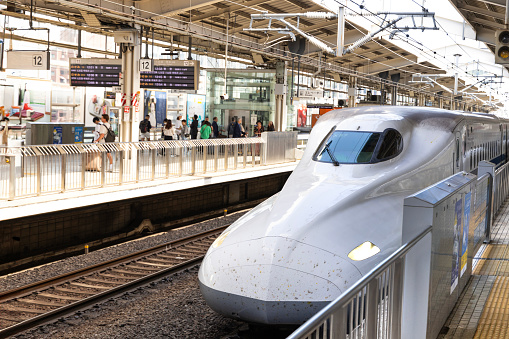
[441,200,509,339]
[474,276,509,338]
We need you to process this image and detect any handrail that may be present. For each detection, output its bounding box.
[287,225,433,339]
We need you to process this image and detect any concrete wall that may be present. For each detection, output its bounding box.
[0,172,291,270]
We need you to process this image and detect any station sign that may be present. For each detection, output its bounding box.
[7,50,50,70]
[69,58,122,87]
[140,60,199,90]
[298,89,323,98]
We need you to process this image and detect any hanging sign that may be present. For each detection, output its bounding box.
[7,50,50,70]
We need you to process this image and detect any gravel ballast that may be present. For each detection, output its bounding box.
[0,210,247,293]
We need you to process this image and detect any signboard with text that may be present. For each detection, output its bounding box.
[69,58,122,87]
[7,51,50,70]
[140,60,200,90]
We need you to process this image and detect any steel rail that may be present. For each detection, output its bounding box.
[0,226,228,338]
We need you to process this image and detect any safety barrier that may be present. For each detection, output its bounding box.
[0,132,296,200]
[289,169,499,339]
[494,161,509,215]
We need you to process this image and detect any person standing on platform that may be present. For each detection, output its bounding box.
[233,119,245,138]
[267,121,275,131]
[228,118,236,138]
[200,121,212,140]
[181,120,190,140]
[139,114,152,141]
[92,117,101,142]
[175,115,183,140]
[163,120,176,141]
[212,117,219,138]
[254,120,264,137]
[161,118,168,140]
[190,115,199,139]
[96,114,114,171]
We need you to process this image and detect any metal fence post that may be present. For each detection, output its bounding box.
[7,155,15,200]
[81,153,86,190]
[261,141,267,165]
[243,144,247,168]
[166,147,171,178]
[37,155,42,195]
[234,144,238,169]
[331,306,347,339]
[365,279,379,338]
[203,144,208,174]
[151,148,156,180]
[224,144,228,170]
[390,259,404,339]
[191,146,196,175]
[61,153,66,193]
[251,143,256,167]
[214,145,218,172]
[101,151,106,188]
[136,150,140,183]
[178,147,183,177]
[119,150,124,185]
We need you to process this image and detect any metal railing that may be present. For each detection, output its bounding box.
[288,226,431,339]
[494,161,509,215]
[0,133,297,200]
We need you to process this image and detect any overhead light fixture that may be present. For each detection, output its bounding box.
[80,11,102,27]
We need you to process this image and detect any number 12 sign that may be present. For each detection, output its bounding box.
[7,51,50,70]
[139,59,152,72]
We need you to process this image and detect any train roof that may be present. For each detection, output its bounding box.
[322,106,509,132]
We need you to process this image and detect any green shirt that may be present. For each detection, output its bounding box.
[200,125,211,139]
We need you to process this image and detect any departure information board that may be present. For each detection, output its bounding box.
[69,58,122,87]
[140,60,199,90]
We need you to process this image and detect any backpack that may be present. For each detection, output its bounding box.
[104,125,116,142]
[140,120,149,133]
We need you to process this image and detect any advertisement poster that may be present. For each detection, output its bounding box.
[144,90,166,127]
[451,199,462,294]
[461,192,471,277]
[53,126,63,144]
[187,94,206,126]
[74,126,83,144]
[297,104,307,127]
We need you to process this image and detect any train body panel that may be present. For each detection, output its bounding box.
[199,106,509,324]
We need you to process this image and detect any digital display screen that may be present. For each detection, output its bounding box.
[69,58,121,87]
[140,60,199,90]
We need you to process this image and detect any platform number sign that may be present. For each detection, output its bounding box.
[33,54,44,67]
[7,50,50,70]
[139,59,152,72]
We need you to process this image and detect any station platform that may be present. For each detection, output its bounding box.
[0,161,297,222]
[440,201,509,338]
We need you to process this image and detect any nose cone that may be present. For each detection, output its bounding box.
[198,237,362,324]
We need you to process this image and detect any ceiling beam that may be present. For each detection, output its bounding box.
[457,3,506,21]
[151,0,223,19]
[186,0,271,22]
[356,57,418,75]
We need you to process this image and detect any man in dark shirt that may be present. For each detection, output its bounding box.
[139,115,152,141]
[190,114,199,139]
[212,117,219,138]
[227,117,236,138]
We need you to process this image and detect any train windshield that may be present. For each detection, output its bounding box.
[315,131,381,164]
[314,129,403,164]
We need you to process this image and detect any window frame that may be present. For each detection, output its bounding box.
[313,127,404,165]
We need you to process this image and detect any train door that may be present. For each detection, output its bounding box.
[454,131,462,173]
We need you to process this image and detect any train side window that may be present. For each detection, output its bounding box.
[455,139,460,166]
[376,129,403,161]
[470,147,473,169]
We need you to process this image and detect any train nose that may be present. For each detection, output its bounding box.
[198,237,363,324]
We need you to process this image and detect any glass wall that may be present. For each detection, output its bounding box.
[206,69,276,137]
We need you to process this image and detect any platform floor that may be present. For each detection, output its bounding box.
[440,201,509,338]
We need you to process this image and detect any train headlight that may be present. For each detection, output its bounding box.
[212,231,230,248]
[348,241,380,261]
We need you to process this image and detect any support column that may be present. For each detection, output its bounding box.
[275,60,287,131]
[348,76,357,107]
[391,86,397,106]
[118,29,142,142]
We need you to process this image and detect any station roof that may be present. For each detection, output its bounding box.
[1,0,503,106]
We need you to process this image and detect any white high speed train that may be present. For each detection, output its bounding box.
[199,106,509,324]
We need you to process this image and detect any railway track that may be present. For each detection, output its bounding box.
[0,226,227,338]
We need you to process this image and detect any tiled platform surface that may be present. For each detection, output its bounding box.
[439,201,509,339]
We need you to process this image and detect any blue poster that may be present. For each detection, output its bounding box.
[461,192,471,276]
[74,126,83,144]
[451,199,462,294]
[53,126,63,144]
[144,91,167,127]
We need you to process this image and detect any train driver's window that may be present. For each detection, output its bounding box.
[376,129,404,161]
